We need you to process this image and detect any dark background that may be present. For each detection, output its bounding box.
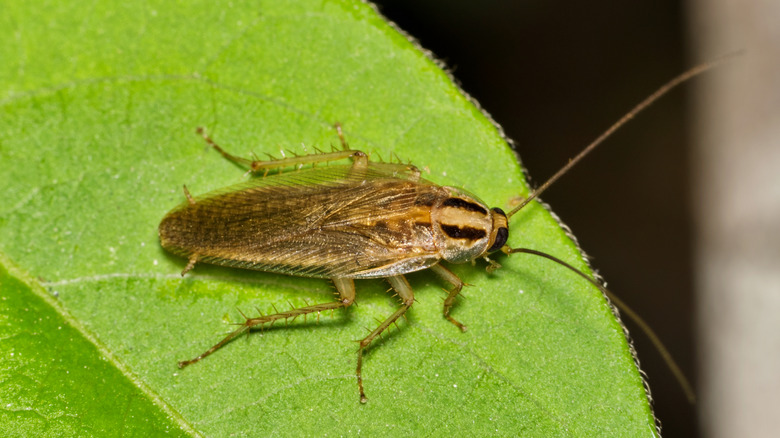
[373,1,696,436]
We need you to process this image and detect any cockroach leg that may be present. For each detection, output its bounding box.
[429,264,467,332]
[339,121,421,177]
[336,123,422,181]
[333,123,370,172]
[181,254,199,276]
[356,274,414,403]
[195,127,255,169]
[334,122,350,151]
[178,277,355,369]
[483,255,502,273]
[349,151,369,171]
[182,185,196,205]
[196,126,364,174]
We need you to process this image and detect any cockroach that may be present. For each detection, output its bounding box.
[160,58,728,403]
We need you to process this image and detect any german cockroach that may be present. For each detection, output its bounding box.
[160,59,727,403]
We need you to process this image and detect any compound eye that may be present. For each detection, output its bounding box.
[488,226,508,252]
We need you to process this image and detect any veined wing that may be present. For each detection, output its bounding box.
[159,163,448,278]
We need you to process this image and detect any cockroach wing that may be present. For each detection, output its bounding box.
[159,164,448,278]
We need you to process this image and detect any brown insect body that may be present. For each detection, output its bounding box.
[161,135,509,403]
[159,163,509,279]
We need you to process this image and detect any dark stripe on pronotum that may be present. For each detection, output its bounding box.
[440,224,487,240]
[441,197,488,215]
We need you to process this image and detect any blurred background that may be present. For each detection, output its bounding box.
[373,1,780,437]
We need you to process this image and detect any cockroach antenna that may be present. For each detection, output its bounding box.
[503,52,742,403]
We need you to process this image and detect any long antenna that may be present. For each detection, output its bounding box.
[502,53,739,403]
[506,53,738,219]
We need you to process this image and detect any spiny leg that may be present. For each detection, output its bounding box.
[178,277,356,368]
[182,185,196,205]
[181,254,199,276]
[335,123,422,181]
[356,275,414,403]
[195,127,365,174]
[429,264,467,332]
[334,122,350,151]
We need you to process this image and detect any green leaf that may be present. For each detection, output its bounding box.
[0,0,655,436]
[0,257,193,437]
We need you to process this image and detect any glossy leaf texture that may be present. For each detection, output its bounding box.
[0,0,656,436]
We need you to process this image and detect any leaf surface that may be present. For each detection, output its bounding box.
[0,0,655,435]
